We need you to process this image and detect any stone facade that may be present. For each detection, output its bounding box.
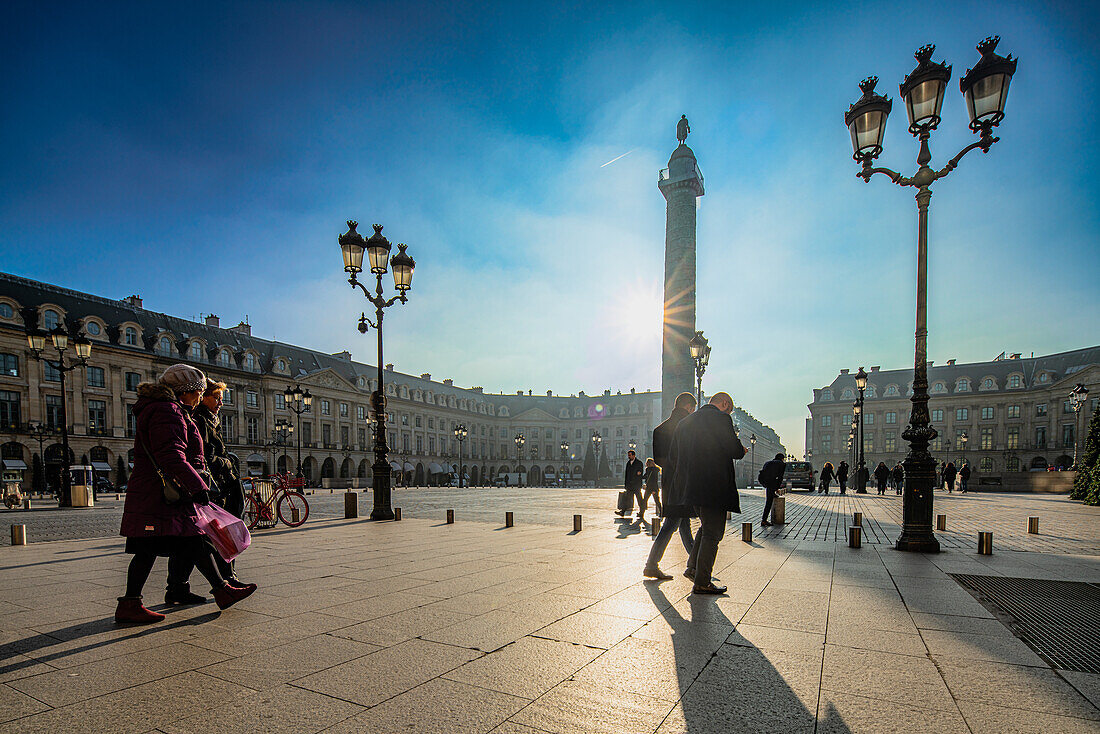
[0,273,783,491]
[806,350,1100,488]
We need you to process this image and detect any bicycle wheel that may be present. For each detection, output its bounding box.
[243,494,262,530]
[277,491,309,527]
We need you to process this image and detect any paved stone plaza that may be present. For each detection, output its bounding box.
[2,489,1100,733]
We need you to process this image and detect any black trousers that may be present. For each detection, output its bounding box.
[762,486,777,522]
[686,507,727,587]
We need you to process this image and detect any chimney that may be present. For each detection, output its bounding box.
[1010,353,1021,360]
[528,389,532,395]
[204,314,220,328]
[840,368,850,375]
[870,366,880,372]
[420,373,431,380]
[331,350,351,361]
[472,387,483,393]
[123,295,143,309]
[443,379,453,386]
[385,363,394,371]
[547,390,553,396]
[517,390,524,395]
[946,359,956,366]
[579,390,586,397]
[630,388,636,394]
[231,321,251,336]
[603,389,611,396]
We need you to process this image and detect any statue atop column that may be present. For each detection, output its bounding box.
[676,115,690,144]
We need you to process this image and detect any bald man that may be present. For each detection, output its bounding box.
[664,392,747,594]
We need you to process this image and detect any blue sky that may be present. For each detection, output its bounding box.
[2,1,1098,453]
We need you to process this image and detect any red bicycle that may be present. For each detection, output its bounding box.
[243,473,309,529]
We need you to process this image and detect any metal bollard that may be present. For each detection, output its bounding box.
[11,524,26,545]
[852,512,862,527]
[446,509,454,524]
[291,507,300,524]
[344,491,359,518]
[849,526,862,548]
[1027,517,1039,534]
[651,517,661,535]
[772,496,785,524]
[742,522,753,543]
[394,507,402,521]
[505,511,513,528]
[573,514,582,532]
[115,493,120,501]
[936,514,947,531]
[978,531,993,555]
[23,497,30,510]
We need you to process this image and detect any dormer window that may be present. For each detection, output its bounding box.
[277,359,286,372]
[0,303,13,319]
[931,382,947,394]
[43,309,60,330]
[190,342,203,360]
[841,387,854,399]
[157,337,174,356]
[1008,374,1021,388]
[981,378,995,390]
[956,378,971,392]
[85,321,101,336]
[219,350,231,367]
[124,327,138,346]
[245,354,256,371]
[1038,373,1049,383]
[821,389,833,401]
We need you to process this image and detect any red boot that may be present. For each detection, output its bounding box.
[115,596,165,624]
[212,583,257,610]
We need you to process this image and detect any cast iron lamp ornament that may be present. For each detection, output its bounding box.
[282,385,312,478]
[854,367,868,492]
[560,440,569,484]
[845,37,1016,551]
[454,424,467,487]
[26,325,92,507]
[1070,384,1089,469]
[340,221,416,519]
[688,330,711,405]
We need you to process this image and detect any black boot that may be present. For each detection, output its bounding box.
[165,584,207,606]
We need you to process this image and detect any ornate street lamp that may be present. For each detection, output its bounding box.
[560,440,569,485]
[688,331,711,405]
[26,325,91,506]
[628,438,637,453]
[283,385,312,479]
[854,367,868,492]
[590,431,602,487]
[454,424,467,488]
[1070,384,1090,469]
[845,38,1016,552]
[959,431,968,468]
[272,418,293,476]
[340,221,416,520]
[750,434,757,488]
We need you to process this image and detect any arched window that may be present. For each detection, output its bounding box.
[190,342,203,360]
[956,378,970,392]
[43,309,60,330]
[982,378,994,390]
[219,350,231,367]
[277,359,286,371]
[0,303,13,319]
[931,382,947,394]
[884,385,899,397]
[89,446,108,462]
[124,327,137,345]
[1006,455,1021,472]
[841,388,854,399]
[1038,373,1049,383]
[245,353,256,371]
[158,337,174,356]
[1008,374,1022,388]
[979,457,993,472]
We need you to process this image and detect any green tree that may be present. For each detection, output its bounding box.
[581,445,596,483]
[597,446,613,484]
[1070,407,1100,505]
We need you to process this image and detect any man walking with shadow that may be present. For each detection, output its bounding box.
[620,450,645,519]
[643,392,697,580]
[758,453,785,527]
[664,392,747,595]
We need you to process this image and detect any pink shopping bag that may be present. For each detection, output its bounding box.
[195,503,251,562]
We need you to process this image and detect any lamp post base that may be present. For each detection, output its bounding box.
[370,459,395,521]
[894,534,941,553]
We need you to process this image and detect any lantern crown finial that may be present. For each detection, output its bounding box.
[914,44,935,64]
[977,35,1000,57]
[858,76,879,97]
[346,220,358,232]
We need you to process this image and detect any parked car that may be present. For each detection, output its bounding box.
[783,461,815,491]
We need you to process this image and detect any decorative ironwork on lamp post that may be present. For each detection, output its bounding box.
[854,367,868,492]
[560,440,569,485]
[26,325,91,507]
[282,385,312,479]
[1070,384,1090,469]
[689,331,711,406]
[590,431,602,487]
[454,424,467,488]
[271,418,293,475]
[845,37,1016,552]
[340,221,416,520]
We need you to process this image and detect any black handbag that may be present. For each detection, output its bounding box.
[137,430,186,505]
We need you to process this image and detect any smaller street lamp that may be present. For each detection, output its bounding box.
[959,431,968,468]
[283,385,312,478]
[590,431,602,487]
[1070,384,1090,469]
[454,424,468,488]
[688,331,711,405]
[750,434,757,488]
[560,440,569,485]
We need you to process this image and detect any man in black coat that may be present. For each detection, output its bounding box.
[758,453,786,526]
[620,450,645,518]
[665,392,747,594]
[643,392,697,579]
[836,460,849,494]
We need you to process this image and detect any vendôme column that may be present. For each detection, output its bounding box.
[658,115,705,419]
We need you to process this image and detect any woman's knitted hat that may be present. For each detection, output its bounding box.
[159,364,207,395]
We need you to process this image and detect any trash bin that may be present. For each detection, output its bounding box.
[69,465,95,507]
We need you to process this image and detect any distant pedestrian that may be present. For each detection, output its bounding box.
[836,461,849,494]
[939,462,947,490]
[117,365,256,624]
[664,392,747,595]
[856,464,870,494]
[639,458,660,522]
[643,392,697,580]
[819,462,835,494]
[959,462,971,494]
[758,453,786,526]
[620,450,645,518]
[944,461,957,493]
[891,462,904,495]
[874,462,890,495]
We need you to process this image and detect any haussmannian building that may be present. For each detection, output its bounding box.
[0,272,783,492]
[805,348,1099,487]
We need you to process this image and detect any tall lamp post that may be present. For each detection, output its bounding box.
[340,221,416,520]
[853,400,866,492]
[854,367,868,492]
[959,431,968,469]
[271,418,293,476]
[26,326,91,507]
[844,37,1016,551]
[560,441,569,486]
[1070,384,1090,469]
[454,424,467,488]
[689,331,711,405]
[282,385,312,479]
[750,434,757,488]
[591,431,602,488]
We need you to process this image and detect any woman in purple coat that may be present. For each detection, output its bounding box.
[116,365,256,624]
